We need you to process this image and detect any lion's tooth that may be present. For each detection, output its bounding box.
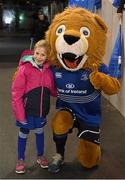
[60,53,62,59]
[75,55,79,59]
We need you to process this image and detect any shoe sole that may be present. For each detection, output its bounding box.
[48,161,64,173]
[15,170,25,174]
[48,168,60,173]
[40,165,48,168]
[37,161,48,169]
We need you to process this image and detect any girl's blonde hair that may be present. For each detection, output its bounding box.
[34,39,46,50]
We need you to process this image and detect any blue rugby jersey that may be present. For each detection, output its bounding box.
[52,64,109,126]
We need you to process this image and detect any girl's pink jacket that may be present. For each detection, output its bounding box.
[12,55,57,123]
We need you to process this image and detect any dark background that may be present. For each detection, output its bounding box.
[0,0,68,34]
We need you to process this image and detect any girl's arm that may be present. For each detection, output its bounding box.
[49,70,57,97]
[11,66,26,122]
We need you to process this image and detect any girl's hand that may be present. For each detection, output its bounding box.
[20,121,27,125]
[16,120,27,125]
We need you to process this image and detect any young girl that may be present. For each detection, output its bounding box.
[11,40,56,174]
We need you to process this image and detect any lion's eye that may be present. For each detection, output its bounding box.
[80,27,90,37]
[56,25,66,36]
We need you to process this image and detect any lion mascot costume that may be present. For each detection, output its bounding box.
[45,7,120,173]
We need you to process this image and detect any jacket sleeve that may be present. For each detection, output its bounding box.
[11,66,26,122]
[49,70,57,97]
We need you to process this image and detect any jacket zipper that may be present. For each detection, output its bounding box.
[40,70,43,117]
[24,97,27,107]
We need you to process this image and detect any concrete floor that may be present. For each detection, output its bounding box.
[0,62,125,179]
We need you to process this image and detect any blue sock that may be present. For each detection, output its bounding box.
[35,128,44,157]
[18,128,29,160]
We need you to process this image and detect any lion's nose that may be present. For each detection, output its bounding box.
[64,35,80,45]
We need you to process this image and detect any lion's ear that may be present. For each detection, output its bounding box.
[94,14,108,33]
[45,30,50,49]
[45,30,50,46]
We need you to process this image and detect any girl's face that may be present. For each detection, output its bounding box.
[33,47,47,65]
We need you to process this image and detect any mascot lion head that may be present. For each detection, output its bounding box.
[46,7,108,71]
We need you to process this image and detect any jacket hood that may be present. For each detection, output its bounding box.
[19,55,50,69]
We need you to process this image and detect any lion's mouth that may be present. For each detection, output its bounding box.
[59,53,84,68]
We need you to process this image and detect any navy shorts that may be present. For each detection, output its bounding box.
[16,116,47,130]
[60,108,100,145]
[74,119,100,145]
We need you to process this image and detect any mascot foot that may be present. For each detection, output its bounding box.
[48,153,64,173]
[78,139,101,169]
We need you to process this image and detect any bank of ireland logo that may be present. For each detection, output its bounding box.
[66,83,75,89]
